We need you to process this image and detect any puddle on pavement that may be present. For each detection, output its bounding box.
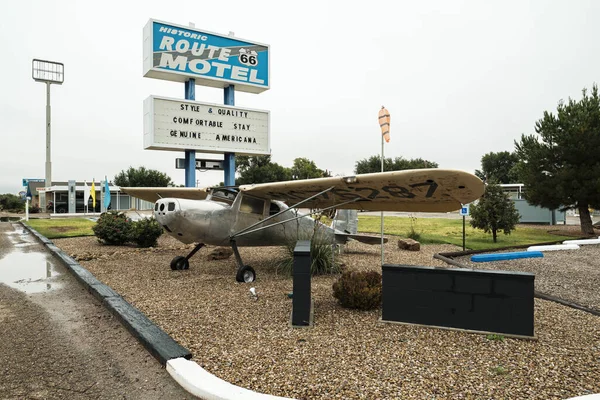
[6,226,35,248]
[0,252,62,293]
[0,217,21,222]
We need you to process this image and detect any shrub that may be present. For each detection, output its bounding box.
[332,270,382,310]
[277,227,341,276]
[0,194,23,211]
[92,211,132,245]
[406,214,421,241]
[130,217,163,248]
[28,205,40,214]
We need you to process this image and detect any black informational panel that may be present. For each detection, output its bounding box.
[382,264,535,337]
[292,241,312,327]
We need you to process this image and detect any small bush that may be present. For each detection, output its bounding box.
[277,227,341,276]
[92,211,132,245]
[492,365,509,376]
[332,270,382,310]
[28,205,40,214]
[406,214,421,241]
[130,217,163,248]
[486,334,505,342]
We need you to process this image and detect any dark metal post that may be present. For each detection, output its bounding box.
[462,215,466,251]
[292,240,312,327]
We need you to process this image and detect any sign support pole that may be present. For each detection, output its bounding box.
[224,85,236,187]
[184,79,196,187]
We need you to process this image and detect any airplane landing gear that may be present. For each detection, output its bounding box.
[170,256,189,270]
[230,239,256,283]
[236,265,256,283]
[170,243,205,271]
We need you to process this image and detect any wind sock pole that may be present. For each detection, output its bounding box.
[378,106,391,265]
[380,123,384,265]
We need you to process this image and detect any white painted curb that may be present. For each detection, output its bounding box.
[564,394,600,400]
[563,238,600,245]
[527,244,580,252]
[166,357,294,400]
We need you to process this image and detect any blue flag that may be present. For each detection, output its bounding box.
[103,177,111,210]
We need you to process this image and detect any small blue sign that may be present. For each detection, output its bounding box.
[22,178,44,187]
[144,20,270,94]
[459,205,469,216]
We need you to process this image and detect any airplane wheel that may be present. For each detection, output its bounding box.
[170,256,189,271]
[236,266,256,283]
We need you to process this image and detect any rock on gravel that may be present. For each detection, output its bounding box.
[54,235,600,400]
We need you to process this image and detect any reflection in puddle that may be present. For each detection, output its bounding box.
[6,226,35,248]
[0,252,61,293]
[0,217,21,222]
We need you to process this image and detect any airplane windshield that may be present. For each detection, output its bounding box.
[208,187,238,204]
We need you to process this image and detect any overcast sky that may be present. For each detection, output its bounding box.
[1,0,599,194]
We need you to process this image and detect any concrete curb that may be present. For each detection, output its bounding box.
[21,223,295,400]
[167,358,291,400]
[22,223,192,365]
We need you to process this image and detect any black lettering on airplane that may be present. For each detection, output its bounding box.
[262,180,438,203]
[353,187,384,199]
[409,180,438,198]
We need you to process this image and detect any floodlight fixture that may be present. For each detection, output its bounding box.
[32,59,64,84]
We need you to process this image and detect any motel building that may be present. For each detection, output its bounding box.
[24,179,153,216]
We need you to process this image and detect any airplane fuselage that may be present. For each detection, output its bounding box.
[154,196,335,247]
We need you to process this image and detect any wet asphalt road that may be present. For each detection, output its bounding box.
[0,222,191,399]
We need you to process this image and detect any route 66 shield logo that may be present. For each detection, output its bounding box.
[238,48,259,67]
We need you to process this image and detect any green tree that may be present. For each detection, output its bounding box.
[474,151,520,184]
[469,183,521,242]
[0,194,23,211]
[235,155,292,185]
[114,166,174,187]
[514,84,600,235]
[290,157,330,180]
[354,155,438,174]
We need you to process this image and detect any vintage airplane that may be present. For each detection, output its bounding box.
[122,169,484,283]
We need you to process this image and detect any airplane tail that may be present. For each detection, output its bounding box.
[331,209,387,245]
[334,232,388,245]
[331,209,358,234]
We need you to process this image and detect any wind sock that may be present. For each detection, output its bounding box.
[378,106,391,143]
[91,179,96,208]
[83,181,90,205]
[103,176,111,210]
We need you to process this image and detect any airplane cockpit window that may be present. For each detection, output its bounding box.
[269,202,281,216]
[240,195,265,215]
[154,203,159,211]
[209,188,237,205]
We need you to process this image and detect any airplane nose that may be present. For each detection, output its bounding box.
[154,199,179,231]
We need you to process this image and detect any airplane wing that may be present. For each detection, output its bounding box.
[239,169,484,212]
[120,187,210,203]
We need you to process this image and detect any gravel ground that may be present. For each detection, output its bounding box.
[453,246,600,313]
[53,235,600,400]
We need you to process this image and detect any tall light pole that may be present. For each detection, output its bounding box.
[32,59,64,208]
